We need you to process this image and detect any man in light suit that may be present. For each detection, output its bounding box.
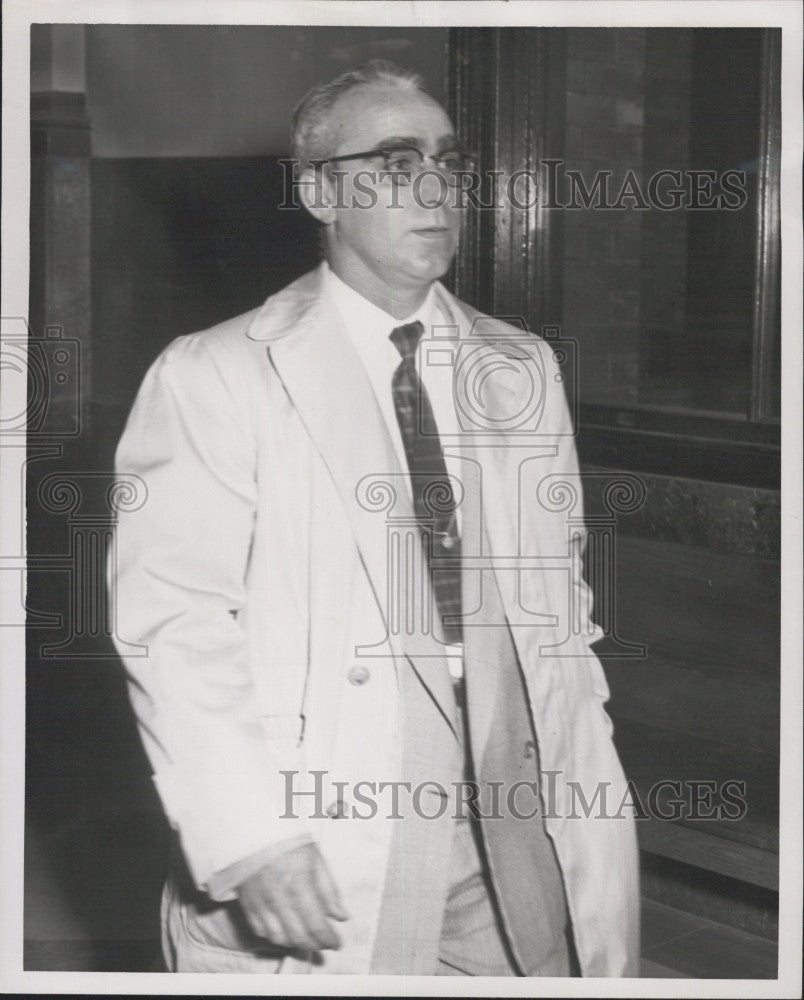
[111,60,640,976]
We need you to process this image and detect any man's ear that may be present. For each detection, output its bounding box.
[297,166,338,225]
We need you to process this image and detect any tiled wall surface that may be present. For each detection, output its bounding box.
[639,31,693,400]
[563,28,651,405]
[563,27,765,415]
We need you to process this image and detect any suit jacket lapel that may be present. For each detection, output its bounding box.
[444,291,539,763]
[249,273,457,732]
[457,434,507,764]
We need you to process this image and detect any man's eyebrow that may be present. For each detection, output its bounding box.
[372,135,421,149]
[370,134,463,152]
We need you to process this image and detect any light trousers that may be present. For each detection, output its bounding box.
[435,814,572,977]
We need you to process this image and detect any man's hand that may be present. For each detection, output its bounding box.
[236,842,349,952]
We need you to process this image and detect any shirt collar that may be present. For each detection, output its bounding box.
[323,262,439,372]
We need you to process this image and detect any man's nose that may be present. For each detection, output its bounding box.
[413,166,451,210]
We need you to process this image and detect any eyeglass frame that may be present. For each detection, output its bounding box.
[310,144,477,183]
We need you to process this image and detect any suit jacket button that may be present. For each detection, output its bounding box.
[348,666,370,686]
[523,739,536,759]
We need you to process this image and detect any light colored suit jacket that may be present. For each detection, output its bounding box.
[112,263,640,975]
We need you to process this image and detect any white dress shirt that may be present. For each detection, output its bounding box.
[323,263,463,513]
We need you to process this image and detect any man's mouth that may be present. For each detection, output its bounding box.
[411,226,452,239]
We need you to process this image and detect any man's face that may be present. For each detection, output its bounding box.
[320,84,464,302]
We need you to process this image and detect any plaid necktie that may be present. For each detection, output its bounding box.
[390,321,462,644]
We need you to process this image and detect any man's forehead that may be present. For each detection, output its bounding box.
[328,84,454,149]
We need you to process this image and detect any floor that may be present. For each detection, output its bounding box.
[639,898,777,979]
[23,813,778,977]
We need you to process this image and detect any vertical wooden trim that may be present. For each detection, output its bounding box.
[749,29,781,423]
[29,91,92,427]
[446,27,497,312]
[446,28,566,329]
[537,29,567,330]
[494,27,567,328]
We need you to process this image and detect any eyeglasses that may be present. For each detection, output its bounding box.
[314,145,477,185]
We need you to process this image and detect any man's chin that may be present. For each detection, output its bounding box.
[399,249,457,285]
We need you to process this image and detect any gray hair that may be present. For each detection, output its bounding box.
[291,59,430,165]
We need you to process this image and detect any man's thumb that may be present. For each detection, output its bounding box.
[314,853,349,921]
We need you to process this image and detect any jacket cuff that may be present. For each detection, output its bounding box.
[206,835,316,902]
[152,756,312,887]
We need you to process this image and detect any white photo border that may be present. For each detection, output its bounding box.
[2,1,801,996]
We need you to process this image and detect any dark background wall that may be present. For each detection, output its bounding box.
[85,25,447,157]
[82,25,448,422]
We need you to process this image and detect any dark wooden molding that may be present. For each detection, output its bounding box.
[578,394,781,490]
[29,90,92,422]
[446,27,497,309]
[580,402,780,447]
[446,28,567,328]
[749,29,782,423]
[578,423,780,491]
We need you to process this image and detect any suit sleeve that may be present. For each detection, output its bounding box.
[109,334,309,890]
